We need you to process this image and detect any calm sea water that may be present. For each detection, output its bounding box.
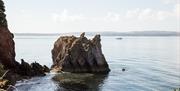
[13,35,180,91]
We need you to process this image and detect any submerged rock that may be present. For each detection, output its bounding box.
[174,88,180,91]
[51,32,110,73]
[52,72,108,91]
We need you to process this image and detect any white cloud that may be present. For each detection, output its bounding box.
[125,6,179,21]
[126,8,140,19]
[157,11,171,20]
[49,6,179,33]
[123,0,179,22]
[7,3,179,33]
[104,12,120,22]
[138,8,155,21]
[174,3,180,17]
[50,0,180,23]
[52,9,85,22]
[160,0,179,4]
[160,0,180,18]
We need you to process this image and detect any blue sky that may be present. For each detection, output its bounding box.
[4,0,180,33]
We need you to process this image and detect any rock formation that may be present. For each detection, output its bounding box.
[51,32,110,73]
[0,0,49,90]
[18,59,50,76]
[0,0,16,69]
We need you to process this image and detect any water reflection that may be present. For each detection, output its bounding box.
[53,72,109,91]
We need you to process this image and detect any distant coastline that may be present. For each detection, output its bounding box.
[14,31,180,36]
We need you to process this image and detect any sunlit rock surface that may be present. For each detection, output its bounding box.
[51,33,110,73]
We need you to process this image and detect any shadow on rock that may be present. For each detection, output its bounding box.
[52,72,109,91]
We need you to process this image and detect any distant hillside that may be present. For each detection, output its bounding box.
[14,31,180,36]
[84,31,180,36]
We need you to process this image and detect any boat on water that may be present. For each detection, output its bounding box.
[116,37,123,40]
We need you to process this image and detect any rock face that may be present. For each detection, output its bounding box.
[51,33,110,73]
[0,0,49,89]
[0,0,16,69]
[0,0,48,73]
[0,27,16,69]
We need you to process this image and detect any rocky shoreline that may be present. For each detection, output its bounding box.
[0,0,50,90]
[0,0,110,90]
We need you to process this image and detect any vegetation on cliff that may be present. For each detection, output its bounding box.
[0,0,7,27]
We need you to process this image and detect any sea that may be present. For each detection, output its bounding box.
[13,34,180,91]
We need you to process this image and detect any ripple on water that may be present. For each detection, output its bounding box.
[13,36,180,91]
[105,57,180,91]
[15,74,58,91]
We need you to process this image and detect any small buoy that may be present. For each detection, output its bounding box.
[122,68,125,71]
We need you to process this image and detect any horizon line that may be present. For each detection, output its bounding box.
[13,31,180,34]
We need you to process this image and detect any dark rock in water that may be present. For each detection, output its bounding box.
[19,59,32,76]
[122,68,125,71]
[43,65,50,73]
[31,62,46,76]
[51,32,110,73]
[18,59,47,76]
[52,72,108,91]
[3,59,49,89]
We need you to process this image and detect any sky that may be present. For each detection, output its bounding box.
[4,0,180,33]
